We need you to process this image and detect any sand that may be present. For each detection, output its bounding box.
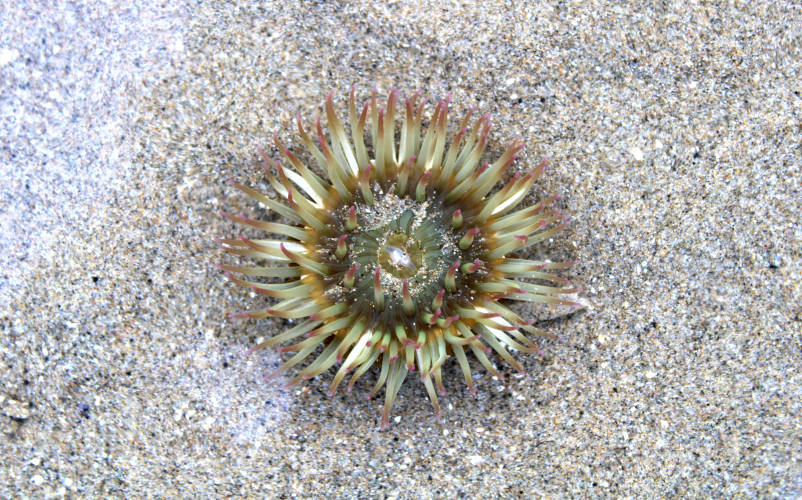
[1,1,800,497]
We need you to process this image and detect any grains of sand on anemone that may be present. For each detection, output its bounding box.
[219,87,579,429]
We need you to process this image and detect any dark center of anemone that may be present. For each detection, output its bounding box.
[342,192,462,317]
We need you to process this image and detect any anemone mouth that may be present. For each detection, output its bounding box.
[378,232,423,279]
[220,87,578,429]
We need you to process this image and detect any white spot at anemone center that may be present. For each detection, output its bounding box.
[385,245,415,271]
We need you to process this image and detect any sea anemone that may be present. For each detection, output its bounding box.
[220,87,578,429]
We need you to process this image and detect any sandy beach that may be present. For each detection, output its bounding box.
[1,1,800,497]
